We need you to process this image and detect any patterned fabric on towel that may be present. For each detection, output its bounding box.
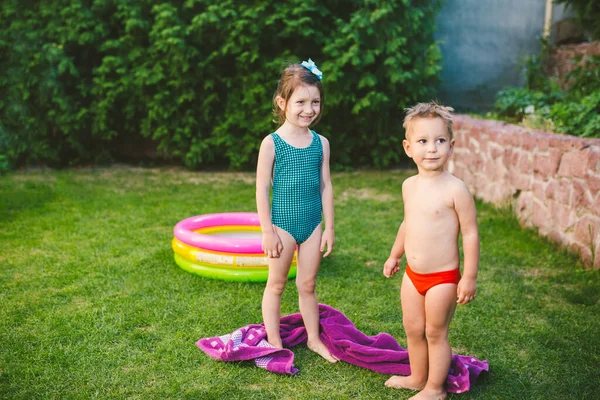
[197,304,488,394]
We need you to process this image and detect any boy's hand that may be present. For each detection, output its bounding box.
[262,228,283,258]
[457,277,477,304]
[320,228,334,257]
[383,257,400,278]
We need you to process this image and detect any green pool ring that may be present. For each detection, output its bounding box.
[174,253,297,282]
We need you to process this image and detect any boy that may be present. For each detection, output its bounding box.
[383,102,479,400]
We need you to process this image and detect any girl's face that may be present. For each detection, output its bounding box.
[279,84,321,129]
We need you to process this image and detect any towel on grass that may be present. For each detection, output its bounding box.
[197,304,488,394]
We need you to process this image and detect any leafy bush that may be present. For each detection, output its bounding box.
[494,41,600,138]
[549,91,600,137]
[564,55,600,97]
[494,87,559,121]
[0,1,442,170]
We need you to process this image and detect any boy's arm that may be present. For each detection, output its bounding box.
[454,182,480,304]
[384,180,410,278]
[256,136,282,258]
[383,222,405,278]
[319,136,334,257]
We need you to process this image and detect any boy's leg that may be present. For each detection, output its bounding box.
[418,283,458,399]
[296,224,337,362]
[386,273,427,390]
[262,227,296,348]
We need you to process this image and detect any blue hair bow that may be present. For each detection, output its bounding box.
[301,58,323,80]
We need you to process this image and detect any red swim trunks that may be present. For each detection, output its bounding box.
[405,264,461,296]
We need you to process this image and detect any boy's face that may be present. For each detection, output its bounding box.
[403,117,454,172]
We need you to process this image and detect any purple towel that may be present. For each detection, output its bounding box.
[197,304,488,393]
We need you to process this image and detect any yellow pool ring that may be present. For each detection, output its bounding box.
[193,225,261,236]
[171,238,297,268]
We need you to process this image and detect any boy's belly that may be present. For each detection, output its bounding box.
[404,241,460,273]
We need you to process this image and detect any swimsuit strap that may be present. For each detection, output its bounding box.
[271,131,321,151]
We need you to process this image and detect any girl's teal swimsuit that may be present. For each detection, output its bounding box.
[271,130,323,244]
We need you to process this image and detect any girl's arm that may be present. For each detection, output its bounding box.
[319,136,334,257]
[256,136,282,258]
[454,182,480,304]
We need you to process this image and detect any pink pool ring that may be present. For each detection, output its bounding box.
[174,212,263,254]
[172,212,297,282]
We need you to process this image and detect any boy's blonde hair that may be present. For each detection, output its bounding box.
[403,101,454,139]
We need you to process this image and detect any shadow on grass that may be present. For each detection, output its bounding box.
[549,269,600,307]
[0,178,56,223]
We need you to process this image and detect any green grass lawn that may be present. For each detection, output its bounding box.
[1,166,599,399]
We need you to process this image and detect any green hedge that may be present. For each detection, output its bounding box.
[0,0,442,171]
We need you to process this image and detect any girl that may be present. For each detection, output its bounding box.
[255,59,337,363]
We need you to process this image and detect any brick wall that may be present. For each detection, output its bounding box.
[448,115,600,268]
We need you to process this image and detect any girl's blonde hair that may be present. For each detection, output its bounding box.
[403,101,454,138]
[272,63,324,126]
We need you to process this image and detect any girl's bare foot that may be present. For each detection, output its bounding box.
[266,337,283,349]
[384,375,425,390]
[307,340,338,363]
[408,388,447,400]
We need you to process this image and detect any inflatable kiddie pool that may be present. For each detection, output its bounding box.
[172,212,297,282]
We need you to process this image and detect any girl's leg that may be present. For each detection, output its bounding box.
[385,273,427,390]
[295,225,337,362]
[413,283,457,400]
[262,227,297,348]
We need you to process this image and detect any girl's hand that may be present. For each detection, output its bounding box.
[383,257,400,278]
[320,228,334,257]
[457,277,477,304]
[262,228,283,258]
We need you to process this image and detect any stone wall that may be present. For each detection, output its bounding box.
[546,41,600,88]
[448,115,600,268]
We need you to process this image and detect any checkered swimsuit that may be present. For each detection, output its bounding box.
[271,131,323,244]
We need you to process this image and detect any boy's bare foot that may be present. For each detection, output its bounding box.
[384,375,425,390]
[307,340,338,363]
[408,388,447,400]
